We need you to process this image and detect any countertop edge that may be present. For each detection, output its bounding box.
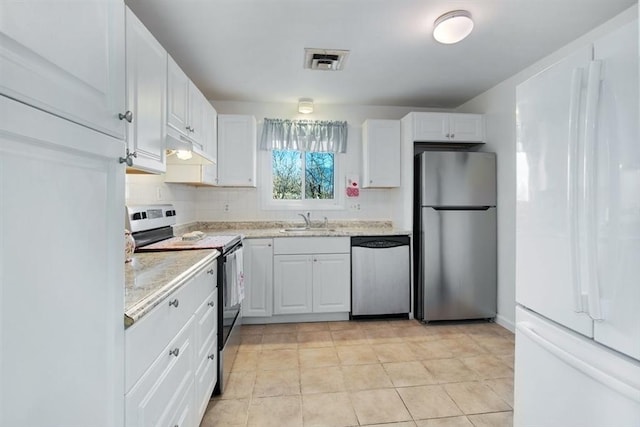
[125,250,220,327]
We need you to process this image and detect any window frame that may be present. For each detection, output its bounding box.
[260,148,344,211]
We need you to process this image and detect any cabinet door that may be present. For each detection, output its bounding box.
[242,239,274,317]
[125,7,166,173]
[362,119,400,188]
[0,0,126,139]
[195,339,217,423]
[449,114,485,142]
[412,112,449,142]
[167,55,190,137]
[1,97,125,427]
[273,255,313,314]
[312,254,351,313]
[202,102,218,163]
[189,84,204,146]
[217,114,257,187]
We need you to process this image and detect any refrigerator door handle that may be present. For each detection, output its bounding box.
[517,321,640,403]
[583,60,604,320]
[568,67,586,313]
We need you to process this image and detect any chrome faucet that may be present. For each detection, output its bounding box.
[298,212,312,228]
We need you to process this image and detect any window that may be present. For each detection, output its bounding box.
[272,150,335,201]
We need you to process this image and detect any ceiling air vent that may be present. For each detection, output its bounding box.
[304,48,350,71]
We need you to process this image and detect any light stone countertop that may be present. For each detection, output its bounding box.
[176,220,412,239]
[124,249,219,328]
[124,221,410,327]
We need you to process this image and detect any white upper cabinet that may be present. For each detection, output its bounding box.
[362,119,401,188]
[166,55,211,154]
[124,7,167,174]
[0,0,126,139]
[410,112,484,142]
[167,56,191,139]
[188,83,205,145]
[217,114,257,187]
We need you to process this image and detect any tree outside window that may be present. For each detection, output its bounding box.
[272,150,334,201]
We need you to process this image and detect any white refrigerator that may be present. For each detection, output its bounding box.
[515,18,640,427]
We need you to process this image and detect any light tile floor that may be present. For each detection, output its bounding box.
[200,319,514,427]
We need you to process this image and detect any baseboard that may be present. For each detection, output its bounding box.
[495,314,515,333]
[241,312,350,325]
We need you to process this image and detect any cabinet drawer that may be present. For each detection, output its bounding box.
[194,289,217,362]
[274,237,349,255]
[195,338,217,422]
[167,379,196,427]
[125,318,195,427]
[125,261,216,391]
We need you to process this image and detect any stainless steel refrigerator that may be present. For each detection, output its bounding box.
[414,151,497,322]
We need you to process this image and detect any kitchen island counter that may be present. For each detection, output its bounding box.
[124,249,219,327]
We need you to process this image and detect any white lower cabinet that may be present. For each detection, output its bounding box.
[242,238,274,317]
[125,318,196,427]
[125,259,218,427]
[274,255,314,314]
[273,238,350,315]
[312,254,351,313]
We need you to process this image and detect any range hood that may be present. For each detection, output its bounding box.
[165,126,214,165]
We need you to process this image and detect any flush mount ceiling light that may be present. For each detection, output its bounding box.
[298,98,314,114]
[433,10,474,44]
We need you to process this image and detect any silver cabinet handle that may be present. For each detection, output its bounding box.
[267,243,272,247]
[185,126,192,132]
[169,348,180,357]
[207,269,215,275]
[118,110,133,123]
[450,133,455,139]
[119,148,137,166]
[208,354,215,360]
[169,299,179,308]
[208,301,214,307]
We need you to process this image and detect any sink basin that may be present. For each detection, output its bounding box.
[280,227,336,233]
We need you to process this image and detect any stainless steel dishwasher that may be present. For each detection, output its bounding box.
[351,235,411,318]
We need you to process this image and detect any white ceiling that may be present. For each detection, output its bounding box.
[126,0,636,108]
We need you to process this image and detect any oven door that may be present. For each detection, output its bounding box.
[216,241,242,395]
[220,243,242,346]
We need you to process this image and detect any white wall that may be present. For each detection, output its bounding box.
[456,5,638,331]
[126,101,443,225]
[125,174,198,225]
[196,101,444,223]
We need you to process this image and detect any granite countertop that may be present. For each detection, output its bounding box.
[124,249,219,328]
[175,220,411,239]
[124,220,409,327]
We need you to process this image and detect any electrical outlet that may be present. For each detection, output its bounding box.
[349,203,361,211]
[224,203,230,212]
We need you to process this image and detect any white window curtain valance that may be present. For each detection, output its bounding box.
[260,118,348,153]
